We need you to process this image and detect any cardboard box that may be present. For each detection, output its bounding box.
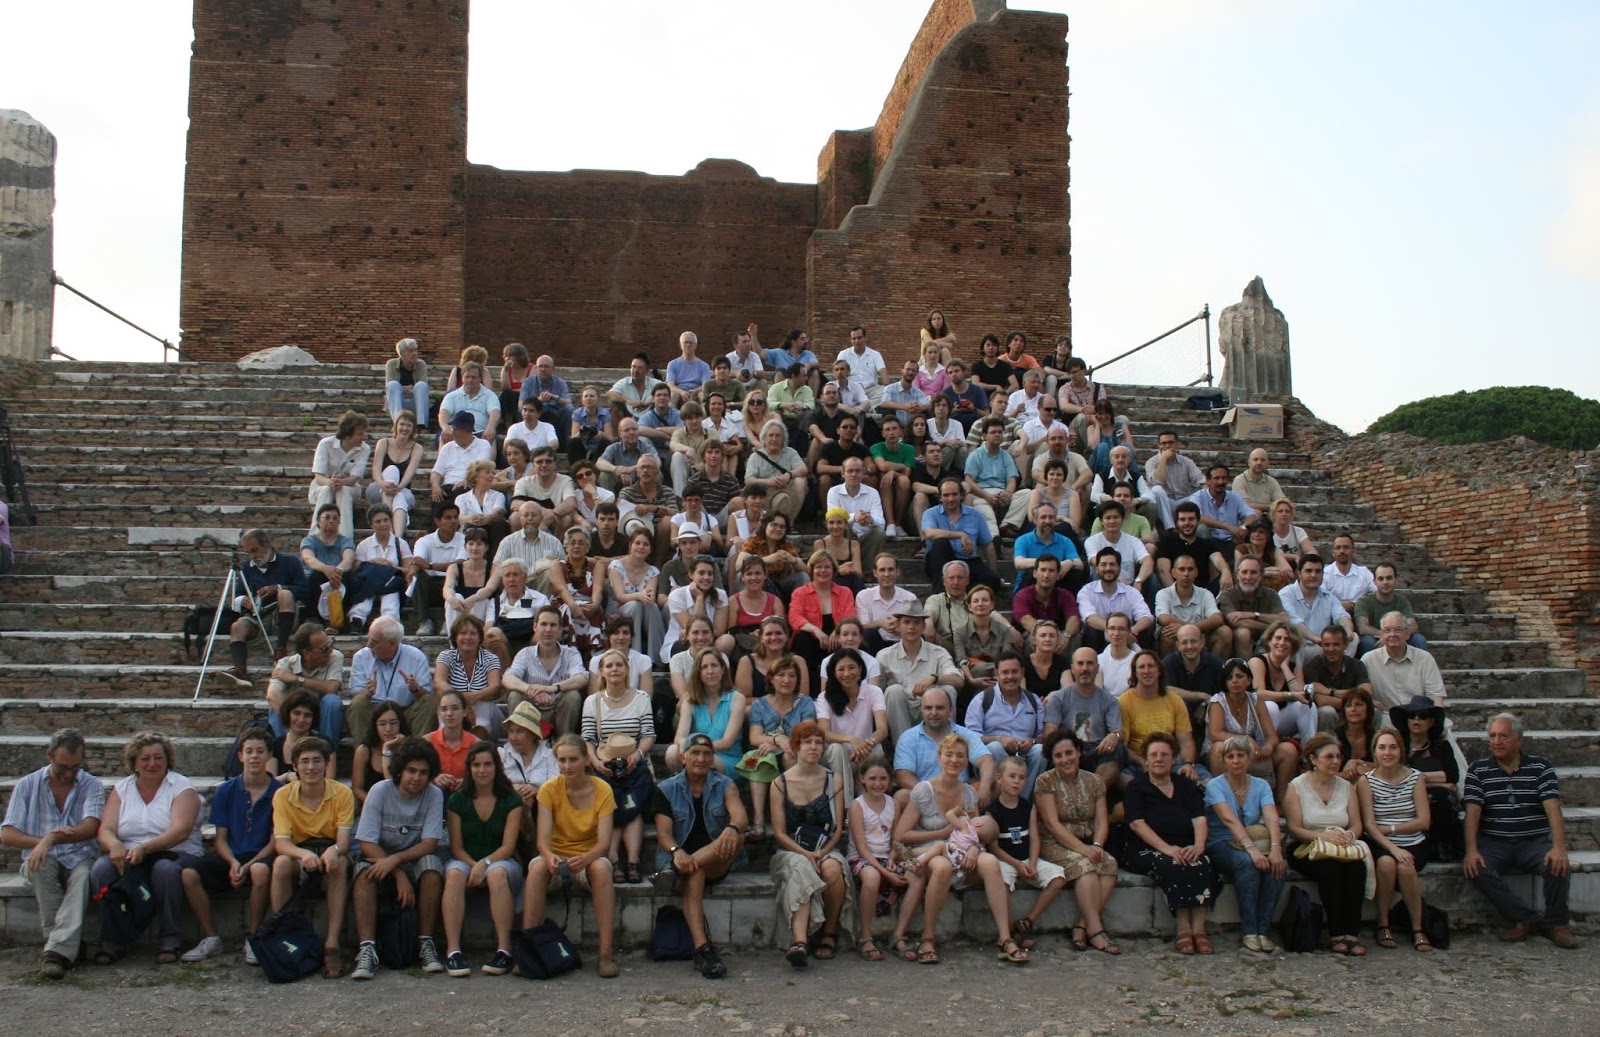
[1219,404,1284,440]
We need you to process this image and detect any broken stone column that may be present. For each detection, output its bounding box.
[0,110,56,361]
[1219,276,1291,398]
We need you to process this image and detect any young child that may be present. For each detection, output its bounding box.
[983,755,1070,949]
[943,805,982,873]
[846,757,910,961]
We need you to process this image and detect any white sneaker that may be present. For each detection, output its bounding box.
[243,940,258,966]
[417,618,437,636]
[181,935,225,962]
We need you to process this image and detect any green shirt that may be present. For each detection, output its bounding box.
[1091,513,1153,540]
[698,377,746,405]
[768,381,815,412]
[446,789,524,861]
[1354,590,1413,629]
[870,441,917,469]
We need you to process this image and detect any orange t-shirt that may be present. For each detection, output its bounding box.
[427,729,479,782]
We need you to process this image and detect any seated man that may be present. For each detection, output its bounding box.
[1186,464,1254,548]
[825,456,888,566]
[437,360,500,443]
[1011,553,1082,652]
[942,359,989,431]
[879,359,931,429]
[384,336,430,423]
[300,503,356,626]
[1005,368,1048,424]
[855,553,916,654]
[493,502,566,584]
[920,477,1002,591]
[1354,561,1428,654]
[1323,533,1377,614]
[228,528,307,681]
[1217,555,1286,657]
[517,355,573,448]
[1096,612,1139,697]
[503,606,587,735]
[430,412,494,518]
[964,654,1047,792]
[805,380,850,471]
[815,413,872,502]
[1231,447,1283,513]
[1090,445,1161,531]
[179,727,281,962]
[1361,611,1446,710]
[650,732,748,979]
[877,602,963,745]
[909,439,961,533]
[512,447,574,526]
[1042,650,1126,786]
[1153,555,1230,657]
[1463,713,1576,948]
[665,331,712,405]
[726,328,766,387]
[687,440,743,523]
[617,454,680,562]
[351,737,448,979]
[672,484,724,555]
[1090,483,1159,551]
[506,398,559,456]
[1155,501,1232,592]
[892,686,993,803]
[1018,427,1091,531]
[1160,623,1225,725]
[869,416,917,536]
[0,728,105,980]
[963,417,1020,538]
[765,328,820,389]
[1143,429,1205,528]
[768,363,815,437]
[1007,396,1069,496]
[347,615,437,743]
[1054,357,1104,419]
[1014,502,1085,586]
[268,622,346,743]
[1280,554,1355,666]
[638,383,686,447]
[607,352,664,420]
[923,559,972,649]
[1301,624,1372,730]
[269,735,357,973]
[596,417,659,492]
[697,356,747,409]
[1075,548,1155,653]
[1082,502,1153,589]
[407,504,467,636]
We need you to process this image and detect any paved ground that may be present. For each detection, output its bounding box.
[2,928,1595,1036]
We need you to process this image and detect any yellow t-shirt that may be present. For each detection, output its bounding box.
[273,779,357,843]
[537,774,617,858]
[1116,689,1191,757]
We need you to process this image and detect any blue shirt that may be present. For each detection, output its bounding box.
[963,689,1045,740]
[1185,488,1254,543]
[1464,753,1561,840]
[518,373,571,406]
[921,504,992,557]
[1279,583,1349,637]
[881,382,930,426]
[440,386,497,432]
[599,439,659,467]
[964,446,1019,490]
[749,694,817,735]
[765,347,817,372]
[209,773,284,858]
[1014,529,1080,566]
[300,533,355,572]
[638,406,683,430]
[346,643,435,708]
[893,723,988,782]
[1203,774,1275,847]
[666,357,712,393]
[1,765,106,870]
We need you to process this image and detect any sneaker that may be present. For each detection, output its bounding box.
[181,935,225,962]
[481,950,513,976]
[693,943,728,979]
[418,936,445,973]
[650,863,678,894]
[597,954,620,979]
[417,618,437,636]
[226,664,253,687]
[1255,935,1278,954]
[445,950,470,977]
[243,940,258,966]
[351,942,379,980]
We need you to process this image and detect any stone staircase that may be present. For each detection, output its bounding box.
[0,360,1593,947]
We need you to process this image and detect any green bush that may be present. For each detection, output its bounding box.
[1366,386,1600,450]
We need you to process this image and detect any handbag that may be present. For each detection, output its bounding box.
[251,892,324,983]
[792,824,831,853]
[94,863,156,947]
[1294,836,1370,863]
[1228,823,1273,853]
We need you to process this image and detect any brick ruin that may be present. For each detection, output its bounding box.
[178,0,1070,368]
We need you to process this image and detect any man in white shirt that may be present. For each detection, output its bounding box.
[1323,533,1377,613]
[407,504,467,636]
[1082,502,1152,588]
[855,553,916,654]
[437,361,499,441]
[726,329,765,386]
[1010,396,1069,485]
[827,359,871,418]
[825,456,888,562]
[429,413,493,519]
[505,398,559,455]
[607,353,664,419]
[1004,368,1047,424]
[836,325,888,406]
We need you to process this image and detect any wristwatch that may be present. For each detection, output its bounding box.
[382,748,394,758]
[666,844,680,855]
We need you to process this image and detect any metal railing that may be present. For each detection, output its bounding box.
[52,273,190,362]
[1089,305,1215,388]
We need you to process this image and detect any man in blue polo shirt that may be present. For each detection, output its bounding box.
[1463,712,1576,948]
[921,477,1001,591]
[1013,501,1084,588]
[665,331,712,404]
[892,686,993,805]
[963,418,1019,537]
[1186,464,1254,546]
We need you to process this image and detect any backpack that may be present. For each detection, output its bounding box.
[648,905,696,961]
[251,895,324,983]
[182,603,230,659]
[511,919,582,979]
[377,903,418,969]
[221,716,276,779]
[1277,886,1323,953]
[93,863,156,947]
[1389,899,1451,950]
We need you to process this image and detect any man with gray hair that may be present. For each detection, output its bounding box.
[1,729,105,980]
[666,331,711,404]
[346,616,437,742]
[228,528,307,680]
[518,354,572,449]
[384,336,430,422]
[1361,611,1446,710]
[618,453,680,563]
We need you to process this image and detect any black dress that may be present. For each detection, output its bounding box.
[1121,773,1217,911]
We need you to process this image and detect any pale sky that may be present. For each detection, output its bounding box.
[4,0,1597,433]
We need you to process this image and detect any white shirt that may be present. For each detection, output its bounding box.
[1324,562,1377,604]
[826,483,886,537]
[855,585,916,643]
[505,420,558,453]
[928,417,967,447]
[1098,647,1136,697]
[1083,531,1149,585]
[1154,584,1221,624]
[455,488,507,519]
[1005,388,1045,423]
[1019,417,1068,448]
[704,412,746,443]
[671,511,720,538]
[432,437,493,484]
[829,380,870,412]
[312,435,371,482]
[726,350,764,380]
[663,585,729,662]
[835,347,886,394]
[356,532,413,567]
[412,530,468,568]
[513,472,575,506]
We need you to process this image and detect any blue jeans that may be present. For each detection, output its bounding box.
[387,380,430,423]
[1210,841,1288,936]
[983,741,1046,795]
[1358,631,1429,655]
[268,691,346,745]
[1471,834,1569,927]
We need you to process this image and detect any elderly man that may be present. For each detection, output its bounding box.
[1009,396,1069,491]
[1323,533,1377,614]
[1,729,105,980]
[1011,553,1082,650]
[618,454,679,562]
[878,602,964,745]
[226,528,307,680]
[268,622,346,742]
[1354,562,1429,654]
[1187,464,1254,546]
[347,615,437,742]
[856,553,916,653]
[1463,713,1576,948]
[825,456,887,566]
[963,418,1020,538]
[965,653,1047,791]
[437,360,499,442]
[518,354,573,447]
[1280,554,1354,665]
[1143,429,1205,528]
[1042,650,1125,785]
[650,732,748,979]
[665,331,712,404]
[1231,447,1283,513]
[503,606,586,735]
[921,477,1002,591]
[1218,555,1286,657]
[892,686,994,804]
[607,352,665,419]
[493,502,565,586]
[408,503,466,636]
[924,559,972,649]
[1005,368,1048,424]
[1075,548,1154,652]
[596,416,659,492]
[1154,555,1230,658]
[430,412,494,517]
[1091,445,1161,531]
[1361,611,1447,709]
[384,336,431,422]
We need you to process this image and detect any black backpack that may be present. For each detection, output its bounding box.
[377,903,418,969]
[649,905,696,961]
[221,716,275,779]
[1278,886,1324,953]
[251,894,324,983]
[511,919,582,979]
[93,863,156,947]
[182,603,228,659]
[1389,899,1451,950]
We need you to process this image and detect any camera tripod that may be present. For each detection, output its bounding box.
[192,551,275,702]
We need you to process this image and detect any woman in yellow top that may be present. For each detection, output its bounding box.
[524,734,620,978]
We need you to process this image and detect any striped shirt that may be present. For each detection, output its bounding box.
[437,647,501,698]
[1464,753,1561,840]
[1365,768,1424,847]
[1,766,106,870]
[581,689,656,749]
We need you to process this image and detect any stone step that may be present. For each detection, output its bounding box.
[0,698,265,738]
[0,734,235,775]
[1422,639,1548,669]
[0,602,212,632]
[1415,612,1519,641]
[1565,806,1600,851]
[1,574,247,604]
[1406,587,1487,613]
[1559,767,1600,811]
[1448,697,1600,734]
[1454,729,1599,767]
[1443,668,1589,699]
[11,548,241,576]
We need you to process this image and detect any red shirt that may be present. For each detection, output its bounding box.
[427,728,479,782]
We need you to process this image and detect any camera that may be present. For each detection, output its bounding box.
[605,757,629,778]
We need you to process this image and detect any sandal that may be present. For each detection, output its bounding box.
[1012,917,1037,950]
[92,946,121,967]
[1087,930,1122,956]
[785,941,809,968]
[1068,924,1089,951]
[1412,931,1435,953]
[1330,938,1351,955]
[1193,933,1214,955]
[1174,934,1196,955]
[1375,926,1398,949]
[624,860,642,885]
[916,940,941,965]
[857,938,884,962]
[322,948,348,979]
[810,930,839,960]
[890,936,918,962]
[156,948,180,965]
[1345,938,1367,957]
[996,938,1030,965]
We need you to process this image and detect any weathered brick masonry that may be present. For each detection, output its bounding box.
[179,0,1071,370]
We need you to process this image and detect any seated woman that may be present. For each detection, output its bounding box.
[368,409,424,539]
[606,529,665,661]
[1028,458,1084,532]
[733,513,807,601]
[580,649,657,885]
[586,616,654,695]
[954,584,1023,704]
[921,309,957,366]
[1034,730,1121,953]
[728,555,785,651]
[1235,519,1294,591]
[1072,398,1134,479]
[426,690,479,796]
[547,525,604,653]
[769,721,854,968]
[1389,695,1463,857]
[434,614,503,739]
[891,733,1027,965]
[499,701,558,811]
[735,616,800,701]
[746,420,808,525]
[789,551,857,679]
[495,437,533,497]
[1204,657,1294,792]
[1336,688,1379,783]
[816,648,888,801]
[442,742,526,978]
[744,655,816,837]
[524,734,621,979]
[1022,621,1071,700]
[568,385,614,464]
[1269,498,1317,571]
[1284,732,1370,956]
[914,339,950,396]
[813,509,865,595]
[926,394,968,467]
[1358,729,1434,952]
[1122,731,1219,955]
[271,688,336,779]
[443,527,495,631]
[91,733,204,965]
[1204,735,1288,953]
[1247,621,1318,750]
[455,459,510,553]
[352,701,407,807]
[666,647,748,776]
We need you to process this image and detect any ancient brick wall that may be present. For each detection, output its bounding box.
[1314,431,1600,682]
[808,6,1071,370]
[180,0,468,364]
[463,160,816,368]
